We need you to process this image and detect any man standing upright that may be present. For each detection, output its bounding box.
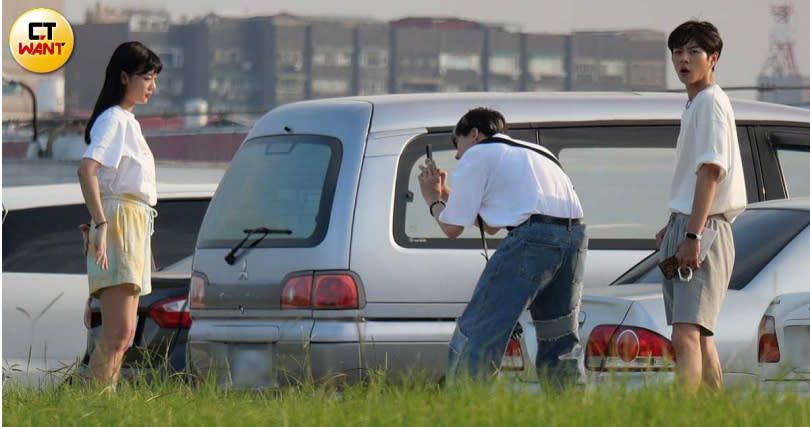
[657,21,746,392]
[418,108,586,385]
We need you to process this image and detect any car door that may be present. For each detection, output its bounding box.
[2,203,89,386]
[2,195,212,386]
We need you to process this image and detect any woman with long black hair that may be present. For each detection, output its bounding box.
[78,41,161,389]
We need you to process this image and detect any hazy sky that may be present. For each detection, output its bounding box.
[64,0,810,94]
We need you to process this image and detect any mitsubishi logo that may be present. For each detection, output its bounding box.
[238,259,248,281]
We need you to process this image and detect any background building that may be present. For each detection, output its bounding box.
[391,18,486,93]
[65,6,181,114]
[356,23,390,96]
[57,9,670,116]
[570,30,665,91]
[523,33,569,91]
[308,18,355,100]
[485,27,522,92]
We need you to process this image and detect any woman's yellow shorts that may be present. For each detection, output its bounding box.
[86,194,157,297]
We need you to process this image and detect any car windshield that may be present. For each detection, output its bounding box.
[612,208,810,290]
[197,134,341,249]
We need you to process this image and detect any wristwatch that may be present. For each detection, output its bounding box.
[685,231,702,241]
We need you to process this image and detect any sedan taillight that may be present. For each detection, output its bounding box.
[585,325,676,371]
[500,336,525,371]
[149,296,192,329]
[758,315,780,363]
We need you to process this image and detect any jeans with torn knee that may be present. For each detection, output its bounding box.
[446,221,587,383]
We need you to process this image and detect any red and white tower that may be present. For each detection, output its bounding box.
[758,0,807,105]
[760,0,799,77]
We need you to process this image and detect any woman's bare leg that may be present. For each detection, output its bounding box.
[88,283,139,389]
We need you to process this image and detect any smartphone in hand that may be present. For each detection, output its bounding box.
[425,144,433,162]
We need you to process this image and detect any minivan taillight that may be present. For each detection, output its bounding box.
[281,275,312,308]
[189,274,207,309]
[149,296,192,329]
[281,272,360,309]
[585,325,676,371]
[758,315,780,363]
[314,274,358,309]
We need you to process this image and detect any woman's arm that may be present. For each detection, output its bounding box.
[77,158,109,269]
[77,158,105,224]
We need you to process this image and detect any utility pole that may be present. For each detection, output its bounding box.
[4,79,40,158]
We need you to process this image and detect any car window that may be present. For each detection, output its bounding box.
[777,148,810,198]
[393,130,535,249]
[613,208,810,290]
[152,199,210,270]
[540,126,679,249]
[2,199,211,274]
[559,147,675,241]
[158,255,193,274]
[197,135,342,248]
[2,204,88,274]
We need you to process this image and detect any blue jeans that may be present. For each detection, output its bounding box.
[446,222,587,384]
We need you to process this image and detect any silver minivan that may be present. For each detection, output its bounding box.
[187,92,810,388]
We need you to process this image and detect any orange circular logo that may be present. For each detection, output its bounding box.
[8,8,74,73]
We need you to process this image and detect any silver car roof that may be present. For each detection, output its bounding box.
[258,92,810,135]
[747,197,810,212]
[2,182,217,211]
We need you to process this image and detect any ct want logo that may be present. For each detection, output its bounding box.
[9,8,74,73]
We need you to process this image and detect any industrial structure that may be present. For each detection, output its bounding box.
[757,0,810,106]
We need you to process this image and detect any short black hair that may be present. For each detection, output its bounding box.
[453,107,508,138]
[667,20,723,57]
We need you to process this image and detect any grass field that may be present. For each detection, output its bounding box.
[3,372,809,426]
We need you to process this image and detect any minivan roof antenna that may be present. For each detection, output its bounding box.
[284,126,293,133]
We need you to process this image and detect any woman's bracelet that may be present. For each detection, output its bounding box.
[429,200,446,217]
[94,221,107,229]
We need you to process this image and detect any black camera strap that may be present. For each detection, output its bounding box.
[477,136,564,170]
[477,215,489,262]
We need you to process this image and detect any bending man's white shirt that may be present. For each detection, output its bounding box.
[440,133,583,228]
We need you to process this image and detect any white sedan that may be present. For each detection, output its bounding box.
[2,183,215,387]
[568,198,810,392]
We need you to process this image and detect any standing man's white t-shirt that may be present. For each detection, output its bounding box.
[668,84,746,221]
[83,106,157,206]
[439,133,583,228]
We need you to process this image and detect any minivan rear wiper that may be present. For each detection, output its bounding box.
[224,227,293,265]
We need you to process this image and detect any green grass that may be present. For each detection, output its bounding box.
[3,372,809,427]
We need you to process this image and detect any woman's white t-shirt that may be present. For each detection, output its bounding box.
[83,106,157,206]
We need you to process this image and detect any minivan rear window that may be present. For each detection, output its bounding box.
[197,135,341,248]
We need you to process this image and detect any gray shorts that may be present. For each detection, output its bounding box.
[660,213,735,336]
